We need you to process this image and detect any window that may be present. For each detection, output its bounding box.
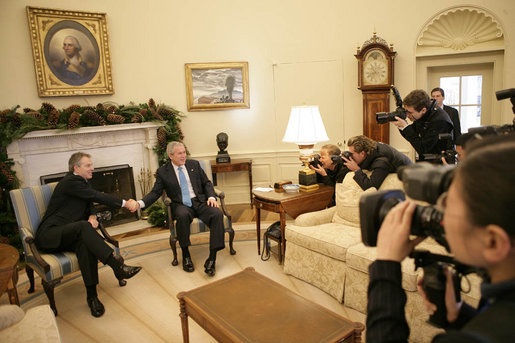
[440,75,483,133]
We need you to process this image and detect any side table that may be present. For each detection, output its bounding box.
[253,185,334,263]
[211,158,253,208]
[0,243,20,305]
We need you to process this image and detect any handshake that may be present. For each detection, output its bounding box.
[124,199,140,212]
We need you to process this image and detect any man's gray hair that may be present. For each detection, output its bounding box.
[166,141,185,156]
[64,35,82,51]
[68,152,90,173]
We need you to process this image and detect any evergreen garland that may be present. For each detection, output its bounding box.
[0,98,184,252]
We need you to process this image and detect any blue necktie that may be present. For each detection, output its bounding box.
[178,166,192,207]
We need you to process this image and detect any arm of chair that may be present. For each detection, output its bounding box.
[213,189,232,221]
[97,221,119,248]
[294,207,336,227]
[25,237,51,273]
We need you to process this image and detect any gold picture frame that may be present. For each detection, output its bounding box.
[185,62,250,111]
[26,6,114,97]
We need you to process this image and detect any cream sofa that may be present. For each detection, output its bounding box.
[0,304,61,342]
[284,172,481,343]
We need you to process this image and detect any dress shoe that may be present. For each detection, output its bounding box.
[87,297,105,317]
[114,264,142,281]
[182,257,195,272]
[204,259,216,277]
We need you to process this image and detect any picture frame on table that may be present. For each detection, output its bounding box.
[26,6,114,97]
[185,62,250,111]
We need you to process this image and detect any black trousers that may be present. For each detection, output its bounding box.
[36,221,113,287]
[173,197,225,251]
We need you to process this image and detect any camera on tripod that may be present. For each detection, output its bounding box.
[359,163,477,328]
[376,85,407,124]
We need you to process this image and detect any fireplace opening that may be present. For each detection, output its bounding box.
[40,164,139,227]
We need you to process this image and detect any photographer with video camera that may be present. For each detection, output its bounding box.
[393,89,454,163]
[343,135,412,191]
[309,144,350,206]
[366,136,515,342]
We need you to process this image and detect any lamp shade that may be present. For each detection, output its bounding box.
[282,106,329,145]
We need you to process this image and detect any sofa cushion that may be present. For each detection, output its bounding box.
[285,222,362,261]
[332,172,377,227]
[0,305,24,330]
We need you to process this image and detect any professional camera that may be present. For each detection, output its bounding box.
[422,133,456,164]
[467,88,515,135]
[376,85,407,124]
[359,162,454,249]
[359,163,477,328]
[310,151,351,167]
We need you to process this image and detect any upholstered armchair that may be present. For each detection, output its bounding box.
[164,160,236,266]
[9,182,126,316]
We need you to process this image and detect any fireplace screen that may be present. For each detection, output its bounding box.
[40,164,139,227]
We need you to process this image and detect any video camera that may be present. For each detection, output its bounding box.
[310,151,351,167]
[359,163,477,328]
[422,133,456,164]
[468,88,515,136]
[376,85,407,124]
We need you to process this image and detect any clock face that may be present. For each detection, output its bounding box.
[363,49,388,86]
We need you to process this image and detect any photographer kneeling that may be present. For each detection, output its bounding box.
[366,137,515,342]
[343,135,412,191]
[393,89,454,163]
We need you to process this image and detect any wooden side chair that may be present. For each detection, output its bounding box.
[9,182,125,316]
[164,160,236,266]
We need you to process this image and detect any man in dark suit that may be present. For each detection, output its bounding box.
[135,141,225,277]
[431,87,461,143]
[36,152,142,318]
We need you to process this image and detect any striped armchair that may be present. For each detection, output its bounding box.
[165,160,236,266]
[9,182,124,316]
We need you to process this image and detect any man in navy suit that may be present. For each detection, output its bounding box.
[135,141,225,276]
[431,87,461,143]
[36,152,142,317]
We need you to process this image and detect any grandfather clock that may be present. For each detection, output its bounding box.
[355,32,396,143]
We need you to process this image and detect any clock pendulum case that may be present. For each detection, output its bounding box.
[355,32,397,143]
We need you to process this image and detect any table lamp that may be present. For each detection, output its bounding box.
[282,105,329,192]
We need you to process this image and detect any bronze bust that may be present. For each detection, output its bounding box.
[216,132,230,163]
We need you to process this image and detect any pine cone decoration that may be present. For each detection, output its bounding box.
[178,128,185,141]
[26,111,44,121]
[68,111,81,129]
[158,107,175,118]
[96,103,106,111]
[139,108,148,116]
[42,102,57,114]
[107,105,118,113]
[107,113,126,124]
[23,107,36,113]
[148,98,156,109]
[65,104,81,113]
[151,108,163,121]
[157,127,167,149]
[131,113,144,123]
[0,109,9,123]
[47,109,59,127]
[10,113,22,129]
[0,162,15,184]
[85,110,106,126]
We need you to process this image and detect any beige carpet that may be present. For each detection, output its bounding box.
[2,225,365,342]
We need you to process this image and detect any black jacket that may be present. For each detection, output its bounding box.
[36,173,122,249]
[443,105,461,143]
[353,142,413,190]
[400,102,454,160]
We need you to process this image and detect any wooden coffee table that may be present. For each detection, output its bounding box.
[177,267,364,343]
[253,185,334,262]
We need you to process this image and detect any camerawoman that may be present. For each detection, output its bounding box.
[363,136,515,342]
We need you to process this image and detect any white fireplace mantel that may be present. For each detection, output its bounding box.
[7,122,163,198]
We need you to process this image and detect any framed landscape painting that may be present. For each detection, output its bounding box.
[26,6,114,97]
[185,62,250,111]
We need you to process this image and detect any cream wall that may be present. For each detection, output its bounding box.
[1,0,514,202]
